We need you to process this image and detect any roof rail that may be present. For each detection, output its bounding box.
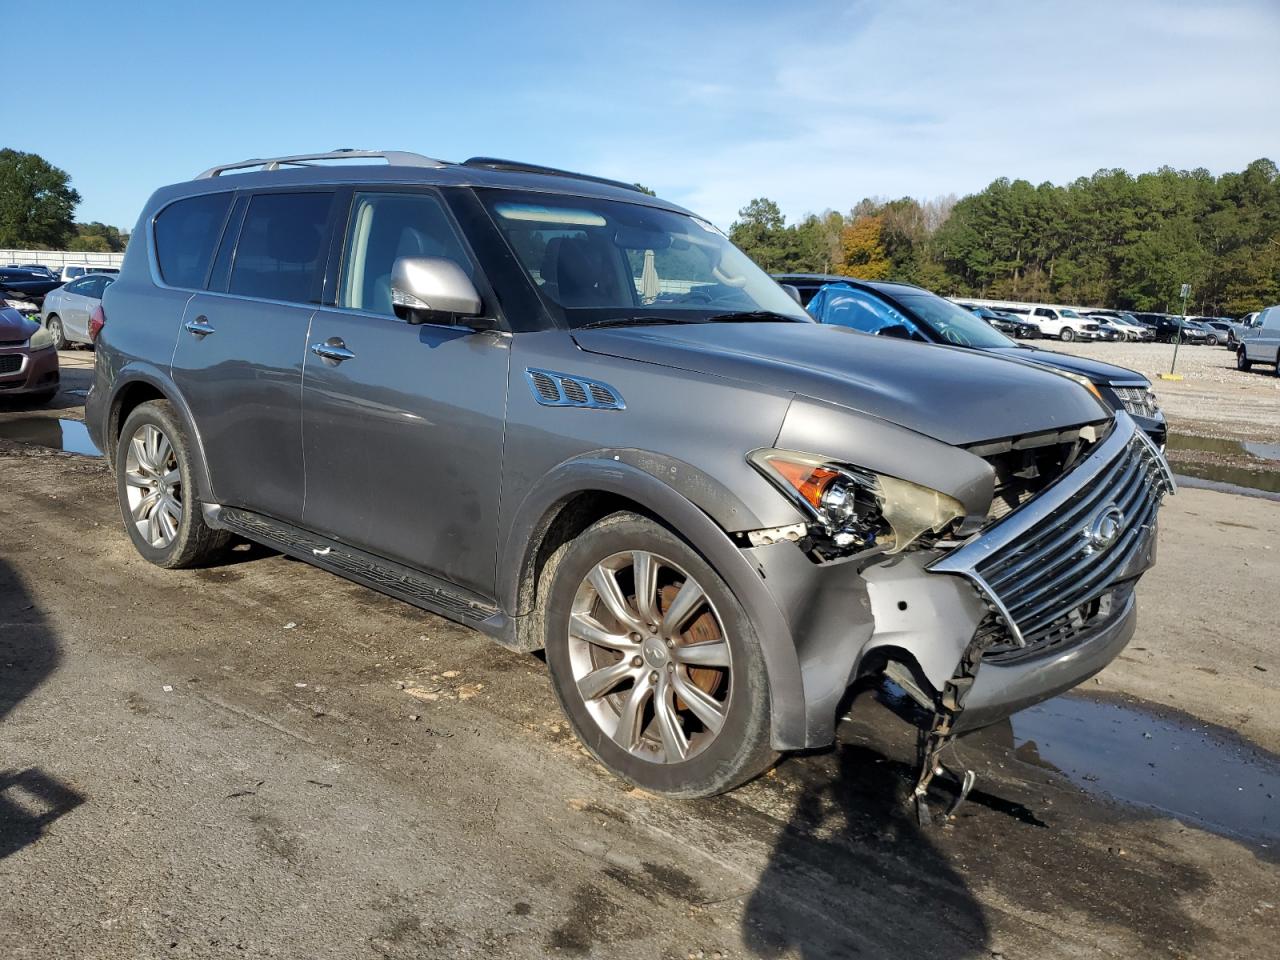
[194,149,446,180]
[462,157,644,193]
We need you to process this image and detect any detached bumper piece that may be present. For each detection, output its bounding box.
[910,413,1174,825]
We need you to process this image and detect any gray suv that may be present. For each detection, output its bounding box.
[87,150,1173,809]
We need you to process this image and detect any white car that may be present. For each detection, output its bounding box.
[56,264,120,283]
[1026,306,1102,342]
[1236,307,1280,374]
[40,274,116,348]
[1086,312,1149,341]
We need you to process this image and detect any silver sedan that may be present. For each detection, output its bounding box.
[40,273,115,348]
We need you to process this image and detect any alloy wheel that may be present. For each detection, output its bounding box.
[567,551,732,764]
[123,423,183,548]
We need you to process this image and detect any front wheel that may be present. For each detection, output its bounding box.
[541,512,776,797]
[1059,327,1075,342]
[1237,348,1252,371]
[116,400,229,568]
[1206,335,1219,346]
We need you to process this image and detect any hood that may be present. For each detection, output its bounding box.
[572,323,1111,446]
[0,305,37,341]
[989,345,1148,384]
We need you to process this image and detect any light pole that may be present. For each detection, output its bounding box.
[1159,282,1191,381]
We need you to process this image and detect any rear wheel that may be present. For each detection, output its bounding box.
[541,512,776,797]
[1237,348,1252,371]
[1059,327,1075,342]
[1206,335,1219,346]
[115,400,229,568]
[45,315,67,350]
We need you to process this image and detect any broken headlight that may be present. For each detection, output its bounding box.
[748,449,965,557]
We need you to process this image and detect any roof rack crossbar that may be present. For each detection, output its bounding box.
[195,149,446,180]
[461,157,644,193]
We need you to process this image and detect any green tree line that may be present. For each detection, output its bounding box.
[730,159,1280,316]
[0,148,129,252]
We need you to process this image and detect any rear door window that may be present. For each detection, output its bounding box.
[228,192,334,304]
[153,193,233,289]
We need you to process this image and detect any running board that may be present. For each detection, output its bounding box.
[207,505,504,633]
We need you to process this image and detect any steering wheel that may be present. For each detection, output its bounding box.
[941,327,973,347]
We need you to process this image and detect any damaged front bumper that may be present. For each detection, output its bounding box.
[748,412,1172,759]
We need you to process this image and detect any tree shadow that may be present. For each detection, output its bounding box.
[741,708,991,957]
[0,556,85,860]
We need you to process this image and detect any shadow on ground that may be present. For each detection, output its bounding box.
[741,739,989,958]
[0,557,85,860]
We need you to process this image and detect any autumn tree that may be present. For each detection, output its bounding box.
[838,216,892,279]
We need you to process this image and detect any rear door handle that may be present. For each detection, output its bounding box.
[184,316,215,337]
[310,338,355,363]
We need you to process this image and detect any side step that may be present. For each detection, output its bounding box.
[209,505,505,633]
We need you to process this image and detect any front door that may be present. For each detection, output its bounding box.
[300,190,509,596]
[170,190,336,523]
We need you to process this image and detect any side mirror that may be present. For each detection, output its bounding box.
[390,257,490,329]
[779,283,802,306]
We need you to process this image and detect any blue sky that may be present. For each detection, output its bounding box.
[25,0,1280,231]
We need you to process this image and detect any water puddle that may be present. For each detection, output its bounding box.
[1166,431,1280,499]
[1010,694,1278,851]
[0,417,102,457]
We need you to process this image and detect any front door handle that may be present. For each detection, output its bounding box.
[310,338,355,363]
[184,315,215,337]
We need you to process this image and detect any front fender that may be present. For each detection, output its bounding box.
[499,453,810,749]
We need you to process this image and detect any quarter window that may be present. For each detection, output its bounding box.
[228,192,333,303]
[154,193,233,289]
[338,192,473,316]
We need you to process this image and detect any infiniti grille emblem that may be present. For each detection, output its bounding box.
[1084,504,1124,553]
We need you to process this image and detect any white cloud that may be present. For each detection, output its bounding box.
[588,0,1280,228]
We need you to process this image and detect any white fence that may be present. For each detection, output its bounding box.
[1,249,125,271]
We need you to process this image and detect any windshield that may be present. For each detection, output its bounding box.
[479,190,810,327]
[1061,309,1083,318]
[893,291,1014,348]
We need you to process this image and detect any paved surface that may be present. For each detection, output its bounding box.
[1,350,1277,958]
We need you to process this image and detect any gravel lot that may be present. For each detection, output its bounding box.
[0,350,1277,959]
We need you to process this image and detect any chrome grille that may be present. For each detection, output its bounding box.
[931,414,1173,654]
[1110,384,1159,419]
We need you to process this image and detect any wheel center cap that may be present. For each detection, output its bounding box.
[642,635,668,668]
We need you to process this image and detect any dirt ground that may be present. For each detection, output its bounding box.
[1,350,1277,959]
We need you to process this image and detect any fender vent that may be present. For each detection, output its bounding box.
[524,368,625,410]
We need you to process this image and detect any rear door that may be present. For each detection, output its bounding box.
[171,189,337,524]
[55,278,93,339]
[300,188,509,594]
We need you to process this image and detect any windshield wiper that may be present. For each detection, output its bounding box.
[706,310,804,323]
[578,316,697,330]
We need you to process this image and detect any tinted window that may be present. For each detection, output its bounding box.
[63,278,91,295]
[229,192,333,303]
[338,192,472,316]
[85,276,114,298]
[154,193,232,288]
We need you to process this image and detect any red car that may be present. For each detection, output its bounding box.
[0,298,60,403]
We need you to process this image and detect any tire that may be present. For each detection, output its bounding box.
[45,315,67,351]
[540,512,776,798]
[1205,335,1218,346]
[115,400,229,568]
[1237,348,1252,371]
[1059,327,1075,342]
